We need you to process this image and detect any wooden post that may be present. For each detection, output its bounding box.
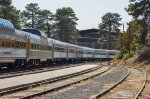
[128,23,131,56]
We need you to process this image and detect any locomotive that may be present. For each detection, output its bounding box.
[0,18,119,68]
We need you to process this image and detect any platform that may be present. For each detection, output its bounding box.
[0,64,98,90]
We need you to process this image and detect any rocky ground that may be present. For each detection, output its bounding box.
[109,46,150,98]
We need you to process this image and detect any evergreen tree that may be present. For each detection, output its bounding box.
[126,0,150,45]
[98,12,122,49]
[21,3,40,28]
[37,9,54,37]
[0,0,21,29]
[54,7,78,43]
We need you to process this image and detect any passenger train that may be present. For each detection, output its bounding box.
[0,18,119,68]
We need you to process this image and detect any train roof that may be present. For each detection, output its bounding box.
[67,43,78,48]
[107,50,120,53]
[0,18,14,29]
[82,46,94,51]
[95,49,108,52]
[15,29,41,43]
[49,38,67,47]
[22,29,47,38]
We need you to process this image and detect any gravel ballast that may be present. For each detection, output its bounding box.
[38,67,128,99]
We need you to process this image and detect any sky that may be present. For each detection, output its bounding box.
[12,0,132,31]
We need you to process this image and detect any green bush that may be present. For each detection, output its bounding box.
[123,51,135,60]
[123,53,130,60]
[114,52,123,60]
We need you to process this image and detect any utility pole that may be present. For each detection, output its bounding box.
[128,23,131,56]
[123,23,125,33]
[121,23,125,57]
[108,21,111,50]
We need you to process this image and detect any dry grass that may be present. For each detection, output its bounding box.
[111,60,150,99]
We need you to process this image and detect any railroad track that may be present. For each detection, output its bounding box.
[93,68,147,99]
[138,72,150,99]
[37,66,128,99]
[0,64,110,99]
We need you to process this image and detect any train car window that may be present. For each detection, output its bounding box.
[8,42,11,47]
[15,41,19,48]
[47,46,48,51]
[34,44,36,49]
[2,41,5,47]
[38,44,39,50]
[11,42,14,47]
[22,42,24,48]
[21,42,24,48]
[19,42,21,48]
[7,42,10,47]
[77,50,83,54]
[23,42,25,48]
[35,44,37,49]
[35,44,36,49]
[44,46,46,50]
[14,41,16,48]
[33,44,35,49]
[21,42,23,48]
[45,46,47,50]
[39,45,41,50]
[37,44,39,50]
[87,52,92,54]
[31,44,33,49]
[25,43,26,48]
[36,44,38,50]
[45,45,47,51]
[48,46,50,50]
[22,42,25,48]
[50,46,51,51]
[32,44,34,49]
[69,49,74,53]
[18,42,20,48]
[54,47,58,51]
[5,42,7,48]
[40,45,42,50]
[41,45,43,50]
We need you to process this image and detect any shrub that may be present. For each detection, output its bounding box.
[123,51,135,60]
[114,52,123,60]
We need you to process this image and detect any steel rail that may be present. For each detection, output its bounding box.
[134,69,147,99]
[20,65,111,99]
[91,67,130,99]
[0,64,102,97]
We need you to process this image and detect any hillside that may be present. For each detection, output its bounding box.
[134,47,150,64]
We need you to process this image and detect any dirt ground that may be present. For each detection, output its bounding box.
[111,60,150,99]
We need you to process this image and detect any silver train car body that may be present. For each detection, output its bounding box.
[94,49,109,59]
[82,47,94,60]
[0,18,119,67]
[50,38,67,61]
[107,50,120,59]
